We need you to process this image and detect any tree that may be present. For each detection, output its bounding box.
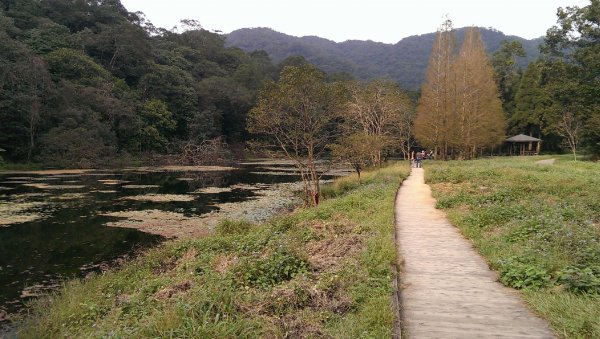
[416,23,506,159]
[39,116,117,168]
[512,62,551,137]
[414,19,456,159]
[451,27,506,159]
[558,110,583,161]
[138,99,176,152]
[0,0,278,166]
[344,79,414,164]
[492,40,526,116]
[542,0,600,157]
[330,133,380,183]
[393,98,416,160]
[248,64,343,206]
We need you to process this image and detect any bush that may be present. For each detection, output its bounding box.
[497,257,553,290]
[558,266,600,294]
[234,249,308,288]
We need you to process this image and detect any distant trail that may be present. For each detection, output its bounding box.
[394,168,555,338]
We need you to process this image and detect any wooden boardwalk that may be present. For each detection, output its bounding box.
[395,168,555,338]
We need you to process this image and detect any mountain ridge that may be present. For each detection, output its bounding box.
[225,27,543,89]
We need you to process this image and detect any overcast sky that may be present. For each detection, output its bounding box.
[120,0,589,43]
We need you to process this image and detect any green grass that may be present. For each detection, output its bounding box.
[426,156,600,338]
[16,162,410,338]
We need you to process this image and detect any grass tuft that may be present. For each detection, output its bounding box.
[215,219,253,236]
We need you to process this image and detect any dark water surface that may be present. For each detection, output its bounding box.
[0,162,319,327]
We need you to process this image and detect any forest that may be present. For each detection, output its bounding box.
[1,0,599,168]
[0,0,282,167]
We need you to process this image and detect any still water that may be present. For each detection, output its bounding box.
[0,162,339,325]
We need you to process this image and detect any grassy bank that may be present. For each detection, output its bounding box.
[426,156,600,338]
[17,163,409,338]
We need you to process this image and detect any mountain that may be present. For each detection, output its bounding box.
[226,27,543,89]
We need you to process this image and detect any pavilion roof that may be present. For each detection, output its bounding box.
[505,134,542,142]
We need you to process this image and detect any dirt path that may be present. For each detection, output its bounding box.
[395,168,555,338]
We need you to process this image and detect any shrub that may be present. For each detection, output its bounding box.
[234,249,308,288]
[558,266,600,294]
[497,257,553,290]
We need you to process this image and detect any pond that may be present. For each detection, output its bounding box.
[0,161,348,328]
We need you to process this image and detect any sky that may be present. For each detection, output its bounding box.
[119,0,590,44]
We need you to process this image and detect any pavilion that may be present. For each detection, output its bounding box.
[505,134,542,156]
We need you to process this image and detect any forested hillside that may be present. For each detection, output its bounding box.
[0,0,278,166]
[226,27,542,89]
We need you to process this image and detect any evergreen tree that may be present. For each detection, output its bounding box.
[512,62,552,138]
[492,41,526,116]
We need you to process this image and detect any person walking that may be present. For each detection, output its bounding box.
[415,151,423,168]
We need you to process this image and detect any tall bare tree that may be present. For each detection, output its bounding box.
[344,79,413,164]
[557,110,582,161]
[247,65,343,206]
[414,19,456,159]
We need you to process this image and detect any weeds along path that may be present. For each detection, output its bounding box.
[395,168,555,338]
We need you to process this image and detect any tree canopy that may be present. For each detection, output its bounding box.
[0,0,278,166]
[248,64,345,205]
